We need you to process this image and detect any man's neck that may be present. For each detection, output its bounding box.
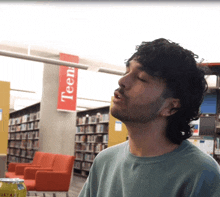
[125,119,180,157]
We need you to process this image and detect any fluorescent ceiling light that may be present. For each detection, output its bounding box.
[98,67,124,76]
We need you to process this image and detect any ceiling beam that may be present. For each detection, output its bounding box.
[0,50,88,70]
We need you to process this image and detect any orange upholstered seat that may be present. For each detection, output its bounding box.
[24,154,75,192]
[24,179,36,191]
[5,151,45,178]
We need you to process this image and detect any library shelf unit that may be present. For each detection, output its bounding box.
[74,106,110,178]
[7,102,40,169]
[189,113,220,165]
[188,64,220,165]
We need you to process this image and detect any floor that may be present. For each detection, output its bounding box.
[27,175,87,197]
[69,175,87,197]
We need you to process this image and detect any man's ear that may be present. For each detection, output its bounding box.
[161,98,181,117]
[169,98,181,116]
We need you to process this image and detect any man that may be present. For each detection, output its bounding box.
[78,38,220,197]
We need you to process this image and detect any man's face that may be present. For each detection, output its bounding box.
[111,59,167,124]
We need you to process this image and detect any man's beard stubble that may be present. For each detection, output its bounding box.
[111,96,165,124]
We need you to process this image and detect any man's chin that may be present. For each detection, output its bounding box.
[110,107,118,118]
[110,107,129,122]
[110,107,123,120]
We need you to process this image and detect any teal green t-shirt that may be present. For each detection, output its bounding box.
[78,140,220,197]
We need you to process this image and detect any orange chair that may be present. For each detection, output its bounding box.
[6,152,56,179]
[5,151,45,179]
[24,154,75,197]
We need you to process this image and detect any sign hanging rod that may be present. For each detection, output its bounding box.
[0,50,89,70]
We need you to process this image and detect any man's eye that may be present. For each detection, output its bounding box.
[138,77,146,82]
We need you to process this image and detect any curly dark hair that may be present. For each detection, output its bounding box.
[126,38,208,145]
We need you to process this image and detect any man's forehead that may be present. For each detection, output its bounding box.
[127,59,166,83]
[127,59,143,69]
[127,59,150,74]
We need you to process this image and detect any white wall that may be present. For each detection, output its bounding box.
[77,69,121,108]
[0,56,43,110]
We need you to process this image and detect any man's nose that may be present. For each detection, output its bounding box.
[118,73,131,89]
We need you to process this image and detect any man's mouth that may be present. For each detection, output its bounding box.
[113,88,125,102]
[114,92,121,99]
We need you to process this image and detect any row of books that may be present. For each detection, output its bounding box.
[98,113,109,122]
[8,139,39,149]
[103,134,108,143]
[75,152,96,161]
[9,112,40,125]
[25,150,35,158]
[75,142,108,152]
[75,135,107,143]
[95,143,108,152]
[75,152,84,160]
[74,161,92,171]
[7,155,31,163]
[96,124,108,133]
[8,141,22,148]
[87,115,97,124]
[77,113,109,125]
[75,135,86,143]
[8,148,37,158]
[7,150,34,161]
[76,124,108,134]
[75,143,86,151]
[81,171,89,177]
[9,121,40,132]
[8,131,39,140]
[82,162,92,170]
[23,140,39,149]
[76,125,95,133]
[8,148,21,156]
[26,140,39,149]
[84,153,96,161]
[74,161,81,169]
[87,135,108,143]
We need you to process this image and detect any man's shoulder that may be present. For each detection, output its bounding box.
[99,140,128,156]
[95,141,128,161]
[183,140,220,173]
[183,141,220,195]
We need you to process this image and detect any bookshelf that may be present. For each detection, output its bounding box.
[74,106,110,177]
[7,102,40,168]
[188,72,220,164]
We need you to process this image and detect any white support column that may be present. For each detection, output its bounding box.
[39,56,76,156]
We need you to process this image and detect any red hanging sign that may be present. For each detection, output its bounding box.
[57,53,79,112]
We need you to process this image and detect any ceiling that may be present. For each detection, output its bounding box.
[0,1,220,65]
[0,1,220,111]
